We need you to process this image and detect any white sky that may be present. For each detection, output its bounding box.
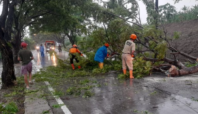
[138,0,198,23]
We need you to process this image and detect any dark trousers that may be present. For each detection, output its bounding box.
[70,54,79,64]
[41,51,45,57]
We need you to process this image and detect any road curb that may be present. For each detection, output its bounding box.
[24,83,53,114]
[24,60,53,114]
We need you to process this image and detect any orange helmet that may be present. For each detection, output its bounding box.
[130,34,137,40]
[73,44,77,48]
[21,42,27,48]
[104,43,109,47]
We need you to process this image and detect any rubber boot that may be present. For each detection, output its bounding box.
[99,63,104,69]
[78,66,81,69]
[71,64,75,70]
[123,69,126,75]
[129,70,134,79]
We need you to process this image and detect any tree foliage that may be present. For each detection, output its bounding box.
[157,3,198,24]
[158,3,177,23]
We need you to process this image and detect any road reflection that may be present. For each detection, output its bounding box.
[36,52,57,67]
[36,53,40,65]
[51,53,57,66]
[123,79,133,86]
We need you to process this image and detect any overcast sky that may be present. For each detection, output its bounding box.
[138,0,198,23]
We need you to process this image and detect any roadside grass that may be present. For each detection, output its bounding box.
[0,76,25,114]
[0,53,153,113]
[133,109,153,114]
[191,97,198,102]
[150,91,157,96]
[0,102,18,114]
[42,110,50,114]
[52,104,65,108]
[33,57,121,98]
[33,54,152,99]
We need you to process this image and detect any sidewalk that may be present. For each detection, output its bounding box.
[24,82,53,114]
[0,61,53,114]
[24,60,53,114]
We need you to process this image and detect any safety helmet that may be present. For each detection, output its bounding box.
[73,44,77,48]
[130,34,137,40]
[104,43,109,47]
[21,42,27,48]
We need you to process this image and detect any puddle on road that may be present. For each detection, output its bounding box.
[34,52,57,68]
[51,54,57,66]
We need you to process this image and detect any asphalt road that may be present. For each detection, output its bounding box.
[1,49,198,114]
[32,49,68,68]
[32,49,198,114]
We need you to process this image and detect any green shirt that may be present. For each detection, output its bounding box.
[18,49,33,65]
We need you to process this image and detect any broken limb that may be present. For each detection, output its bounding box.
[159,63,198,77]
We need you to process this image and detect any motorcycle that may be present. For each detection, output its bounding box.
[58,46,62,52]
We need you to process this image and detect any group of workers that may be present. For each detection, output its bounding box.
[18,33,136,89]
[69,34,137,79]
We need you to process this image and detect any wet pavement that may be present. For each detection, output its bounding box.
[32,49,68,68]
[1,49,198,114]
[45,72,198,114]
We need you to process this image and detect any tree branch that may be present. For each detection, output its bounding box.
[29,11,51,19]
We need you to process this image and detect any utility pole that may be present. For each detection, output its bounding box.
[155,0,159,29]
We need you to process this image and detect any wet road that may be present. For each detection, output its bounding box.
[32,49,68,69]
[45,73,198,114]
[0,49,68,90]
[31,50,198,114]
[1,49,198,114]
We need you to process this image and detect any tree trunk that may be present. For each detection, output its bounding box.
[66,31,76,45]
[67,35,75,45]
[61,38,66,48]
[170,65,198,76]
[0,0,17,88]
[13,32,21,63]
[0,32,16,88]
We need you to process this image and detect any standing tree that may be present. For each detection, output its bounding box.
[158,3,177,23]
[0,0,17,88]
[12,0,66,63]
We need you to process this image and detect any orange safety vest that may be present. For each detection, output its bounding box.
[69,47,82,55]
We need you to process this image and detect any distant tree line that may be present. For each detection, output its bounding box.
[159,4,198,24]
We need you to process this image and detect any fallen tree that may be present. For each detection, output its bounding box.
[79,18,198,77]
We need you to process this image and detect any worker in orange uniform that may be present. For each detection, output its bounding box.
[122,34,137,79]
[94,43,110,69]
[69,44,83,70]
